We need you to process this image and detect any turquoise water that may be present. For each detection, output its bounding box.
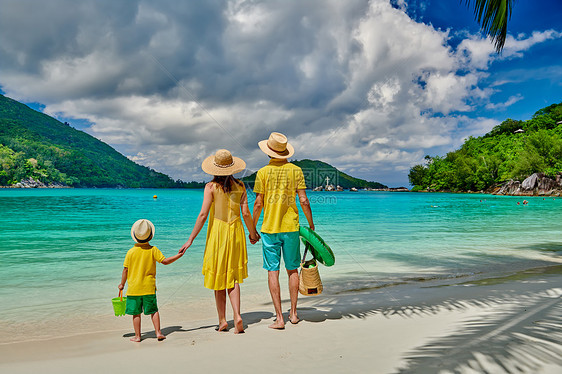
[1,189,561,333]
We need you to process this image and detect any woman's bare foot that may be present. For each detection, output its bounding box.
[157,334,166,341]
[289,314,300,324]
[130,336,141,342]
[216,322,229,332]
[234,317,245,334]
[268,319,285,330]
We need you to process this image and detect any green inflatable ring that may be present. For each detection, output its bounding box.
[299,226,335,267]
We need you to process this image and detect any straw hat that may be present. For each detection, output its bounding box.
[258,132,294,159]
[201,149,246,176]
[131,219,155,243]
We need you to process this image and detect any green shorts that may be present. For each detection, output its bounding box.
[125,294,158,315]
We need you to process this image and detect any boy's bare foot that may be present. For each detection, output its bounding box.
[289,315,300,324]
[268,320,285,330]
[234,318,244,334]
[157,334,166,341]
[215,322,229,332]
[130,336,141,342]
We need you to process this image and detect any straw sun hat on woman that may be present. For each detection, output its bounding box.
[201,149,246,176]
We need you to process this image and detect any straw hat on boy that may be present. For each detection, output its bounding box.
[258,132,294,159]
[201,149,246,176]
[131,219,155,243]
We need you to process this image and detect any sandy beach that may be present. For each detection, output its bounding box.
[1,266,561,374]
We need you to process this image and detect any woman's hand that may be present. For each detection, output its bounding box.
[249,232,260,244]
[180,239,193,254]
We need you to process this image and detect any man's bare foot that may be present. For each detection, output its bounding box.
[157,334,166,341]
[289,315,300,324]
[130,336,141,342]
[215,322,229,332]
[234,318,244,334]
[268,320,285,330]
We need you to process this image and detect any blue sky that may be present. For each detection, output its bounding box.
[411,0,562,121]
[0,0,561,186]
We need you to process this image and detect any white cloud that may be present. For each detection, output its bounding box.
[502,30,562,58]
[457,30,562,70]
[486,94,524,110]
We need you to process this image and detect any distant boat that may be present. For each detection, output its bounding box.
[350,187,358,192]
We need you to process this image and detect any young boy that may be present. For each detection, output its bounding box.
[118,219,183,342]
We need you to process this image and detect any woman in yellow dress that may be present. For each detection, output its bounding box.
[180,149,260,333]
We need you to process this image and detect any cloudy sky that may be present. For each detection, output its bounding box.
[1,0,561,186]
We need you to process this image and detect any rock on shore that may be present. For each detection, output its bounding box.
[1,177,69,188]
[493,173,562,196]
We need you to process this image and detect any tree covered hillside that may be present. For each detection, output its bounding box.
[242,159,387,189]
[0,94,183,187]
[408,103,562,192]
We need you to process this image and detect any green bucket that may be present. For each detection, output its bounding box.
[112,290,127,316]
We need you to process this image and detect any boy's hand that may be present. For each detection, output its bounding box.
[118,284,124,290]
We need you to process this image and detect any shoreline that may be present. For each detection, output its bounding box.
[3,185,562,196]
[1,266,561,373]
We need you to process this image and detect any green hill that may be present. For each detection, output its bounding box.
[242,159,387,189]
[408,102,562,192]
[0,94,190,188]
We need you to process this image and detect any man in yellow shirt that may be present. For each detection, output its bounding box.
[253,132,315,329]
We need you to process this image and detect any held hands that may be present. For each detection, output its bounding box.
[179,239,193,255]
[249,232,260,245]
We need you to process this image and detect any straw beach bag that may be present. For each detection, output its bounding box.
[299,244,323,296]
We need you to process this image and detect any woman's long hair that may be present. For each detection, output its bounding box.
[212,175,243,193]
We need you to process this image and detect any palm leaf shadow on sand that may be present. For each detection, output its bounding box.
[396,291,562,374]
[293,269,562,374]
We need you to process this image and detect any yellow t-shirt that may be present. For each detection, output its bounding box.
[123,243,166,296]
[254,159,306,233]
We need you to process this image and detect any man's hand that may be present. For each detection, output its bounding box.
[249,232,260,244]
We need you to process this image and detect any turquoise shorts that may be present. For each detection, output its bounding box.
[125,294,158,315]
[262,231,301,271]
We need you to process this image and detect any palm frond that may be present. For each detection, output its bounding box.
[463,0,515,52]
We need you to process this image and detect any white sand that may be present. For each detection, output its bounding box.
[1,268,561,374]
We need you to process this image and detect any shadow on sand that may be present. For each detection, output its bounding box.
[124,267,561,372]
[296,266,562,374]
[123,311,274,340]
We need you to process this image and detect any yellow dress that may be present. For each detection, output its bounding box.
[202,182,248,290]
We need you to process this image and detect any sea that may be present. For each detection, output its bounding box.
[1,188,561,342]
